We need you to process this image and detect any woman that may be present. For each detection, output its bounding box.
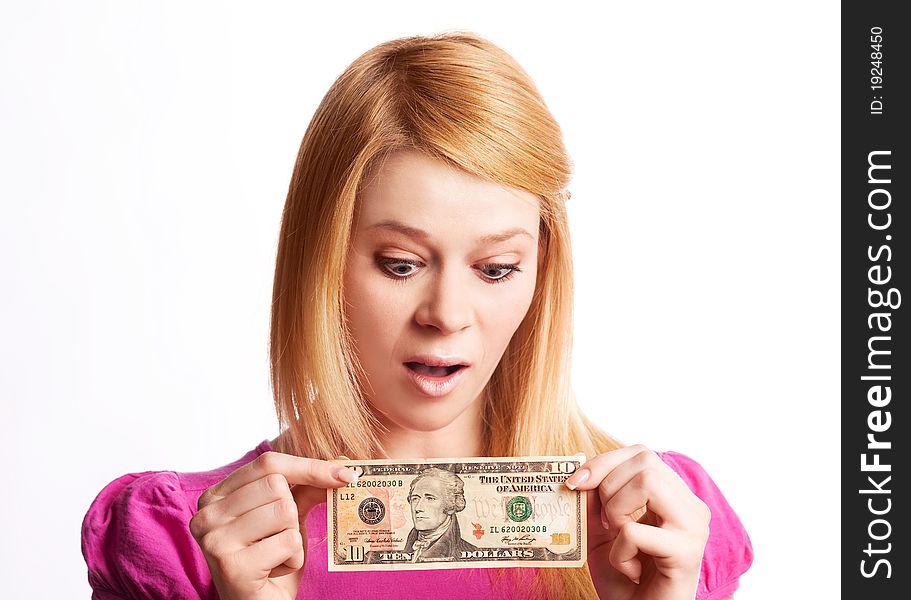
[82,32,753,600]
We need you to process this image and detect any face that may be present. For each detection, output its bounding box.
[343,150,540,435]
[408,476,450,531]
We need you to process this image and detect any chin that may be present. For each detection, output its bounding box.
[387,411,464,433]
[374,401,474,434]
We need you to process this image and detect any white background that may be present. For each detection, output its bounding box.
[0,1,839,598]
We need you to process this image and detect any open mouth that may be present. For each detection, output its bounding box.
[404,362,466,378]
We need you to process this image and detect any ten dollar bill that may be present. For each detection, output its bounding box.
[326,456,586,571]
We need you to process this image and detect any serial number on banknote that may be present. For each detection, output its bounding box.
[327,456,586,571]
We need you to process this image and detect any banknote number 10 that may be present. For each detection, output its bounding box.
[549,462,577,475]
[347,545,366,562]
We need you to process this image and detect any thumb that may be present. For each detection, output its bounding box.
[292,483,328,518]
[292,458,358,516]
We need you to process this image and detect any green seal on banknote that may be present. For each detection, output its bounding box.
[506,496,532,522]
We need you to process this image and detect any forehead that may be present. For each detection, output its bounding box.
[412,475,447,495]
[355,150,540,240]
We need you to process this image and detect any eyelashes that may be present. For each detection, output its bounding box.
[376,257,521,285]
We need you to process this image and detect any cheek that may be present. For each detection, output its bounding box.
[344,262,397,339]
[487,276,537,339]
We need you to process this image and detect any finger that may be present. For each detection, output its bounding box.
[235,527,305,579]
[565,445,649,491]
[268,562,301,579]
[203,452,358,504]
[609,521,678,583]
[199,473,295,530]
[226,497,301,547]
[597,451,694,532]
[600,470,683,540]
[292,480,333,516]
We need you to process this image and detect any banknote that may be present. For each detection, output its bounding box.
[326,456,586,571]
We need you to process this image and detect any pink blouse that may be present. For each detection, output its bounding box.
[82,440,753,599]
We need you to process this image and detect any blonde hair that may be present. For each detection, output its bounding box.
[269,31,623,599]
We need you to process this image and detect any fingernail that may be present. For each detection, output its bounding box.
[334,467,359,484]
[601,514,610,531]
[565,468,590,490]
[632,578,640,585]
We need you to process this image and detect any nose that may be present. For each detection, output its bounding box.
[414,264,472,334]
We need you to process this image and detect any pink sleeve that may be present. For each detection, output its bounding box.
[658,451,754,600]
[81,471,217,600]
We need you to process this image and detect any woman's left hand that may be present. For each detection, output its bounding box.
[565,445,712,600]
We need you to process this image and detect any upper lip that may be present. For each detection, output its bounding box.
[403,355,472,367]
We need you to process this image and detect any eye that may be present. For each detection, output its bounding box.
[378,258,421,280]
[477,263,521,283]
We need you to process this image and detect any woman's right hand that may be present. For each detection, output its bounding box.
[189,451,359,600]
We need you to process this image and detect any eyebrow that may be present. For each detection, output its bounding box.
[368,219,534,245]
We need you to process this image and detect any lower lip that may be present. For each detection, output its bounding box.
[403,364,469,398]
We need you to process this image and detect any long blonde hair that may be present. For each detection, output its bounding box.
[269,32,623,599]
